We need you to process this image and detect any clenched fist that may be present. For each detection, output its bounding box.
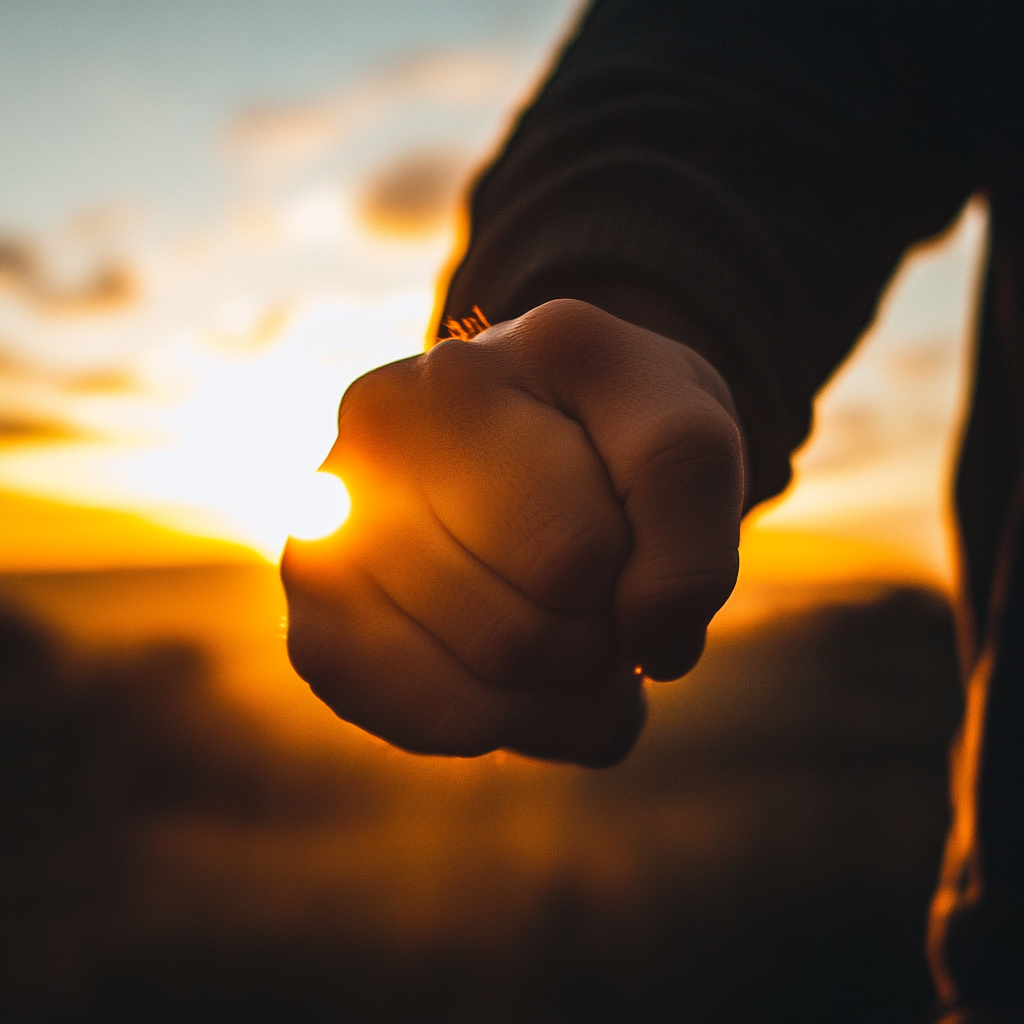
[281,299,745,766]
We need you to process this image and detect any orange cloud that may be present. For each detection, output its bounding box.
[0,236,139,315]
[358,150,470,238]
[0,346,137,396]
[0,414,93,446]
[224,102,345,185]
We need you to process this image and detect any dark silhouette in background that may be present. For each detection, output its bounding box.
[1,581,963,1022]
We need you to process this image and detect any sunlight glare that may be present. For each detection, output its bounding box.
[288,472,350,542]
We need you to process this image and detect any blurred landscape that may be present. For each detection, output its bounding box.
[2,558,961,1023]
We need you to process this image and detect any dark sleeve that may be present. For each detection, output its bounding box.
[439,0,992,507]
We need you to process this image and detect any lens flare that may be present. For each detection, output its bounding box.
[288,472,351,541]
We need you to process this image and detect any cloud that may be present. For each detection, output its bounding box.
[223,49,518,187]
[0,346,134,447]
[67,204,145,243]
[207,302,291,353]
[224,102,346,186]
[62,367,138,394]
[0,236,139,315]
[0,413,94,446]
[358,150,470,238]
[0,346,138,395]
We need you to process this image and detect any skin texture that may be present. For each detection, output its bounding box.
[281,299,746,766]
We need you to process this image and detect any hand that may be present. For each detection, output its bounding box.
[281,299,745,766]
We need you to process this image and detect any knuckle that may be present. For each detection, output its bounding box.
[336,366,376,424]
[336,359,415,448]
[420,336,495,411]
[618,562,736,681]
[422,335,472,370]
[643,628,707,683]
[522,297,602,335]
[691,402,744,472]
[335,374,385,452]
[690,410,744,498]
[280,562,362,718]
[646,405,740,482]
[631,417,744,534]
[514,298,615,367]
[421,335,481,382]
[537,522,601,585]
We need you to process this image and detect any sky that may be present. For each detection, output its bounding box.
[0,0,989,591]
[0,0,582,560]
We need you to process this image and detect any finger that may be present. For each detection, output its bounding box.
[612,420,741,680]
[282,533,509,757]
[502,667,648,768]
[282,536,645,765]
[417,339,631,613]
[500,300,744,680]
[328,341,632,615]
[425,387,630,614]
[352,485,619,691]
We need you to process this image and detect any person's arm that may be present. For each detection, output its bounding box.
[282,1,983,766]
[441,0,977,508]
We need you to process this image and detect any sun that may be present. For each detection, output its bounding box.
[288,472,351,542]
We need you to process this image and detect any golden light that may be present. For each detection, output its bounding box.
[287,471,351,541]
